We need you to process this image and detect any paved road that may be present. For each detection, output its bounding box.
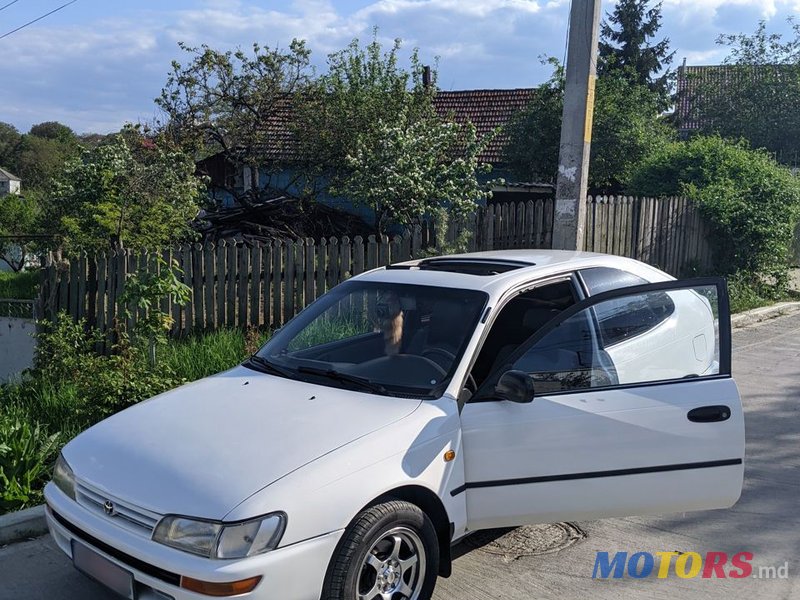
[2,313,799,599]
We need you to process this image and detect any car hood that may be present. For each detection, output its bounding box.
[62,365,422,520]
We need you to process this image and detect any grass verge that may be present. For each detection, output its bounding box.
[0,327,270,514]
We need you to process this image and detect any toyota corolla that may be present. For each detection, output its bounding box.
[45,250,744,600]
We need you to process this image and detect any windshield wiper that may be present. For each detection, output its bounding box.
[243,355,297,379]
[295,366,388,395]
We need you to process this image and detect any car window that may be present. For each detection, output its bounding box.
[469,279,577,388]
[594,292,675,347]
[287,289,375,352]
[257,281,488,397]
[489,283,720,396]
[579,267,674,347]
[579,267,648,295]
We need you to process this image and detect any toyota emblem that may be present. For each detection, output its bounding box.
[103,500,115,516]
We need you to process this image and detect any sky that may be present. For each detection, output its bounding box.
[0,0,798,134]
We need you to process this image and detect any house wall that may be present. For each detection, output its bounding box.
[0,179,20,196]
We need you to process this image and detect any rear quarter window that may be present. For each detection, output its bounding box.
[579,267,675,347]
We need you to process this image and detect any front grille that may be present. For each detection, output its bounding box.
[51,508,182,587]
[75,480,161,537]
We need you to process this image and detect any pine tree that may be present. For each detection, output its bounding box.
[599,0,675,106]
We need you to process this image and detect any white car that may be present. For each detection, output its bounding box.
[45,250,744,600]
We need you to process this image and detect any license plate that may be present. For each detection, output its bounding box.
[72,540,136,600]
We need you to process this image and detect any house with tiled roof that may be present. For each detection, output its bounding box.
[197,88,553,214]
[674,61,786,137]
[433,88,534,164]
[0,167,21,197]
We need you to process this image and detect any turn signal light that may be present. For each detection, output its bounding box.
[180,575,262,596]
[444,450,456,462]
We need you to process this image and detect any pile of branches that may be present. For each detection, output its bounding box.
[194,197,374,243]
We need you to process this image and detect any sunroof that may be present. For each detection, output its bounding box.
[388,257,534,276]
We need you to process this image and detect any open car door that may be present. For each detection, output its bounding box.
[458,277,744,531]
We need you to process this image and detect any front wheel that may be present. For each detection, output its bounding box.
[322,500,439,600]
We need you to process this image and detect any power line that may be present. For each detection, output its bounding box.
[0,0,22,12]
[0,0,78,40]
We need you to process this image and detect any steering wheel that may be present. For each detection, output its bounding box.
[422,348,477,392]
[422,347,456,366]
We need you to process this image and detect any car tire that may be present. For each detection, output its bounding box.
[322,499,440,600]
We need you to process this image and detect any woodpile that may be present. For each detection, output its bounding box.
[194,197,373,243]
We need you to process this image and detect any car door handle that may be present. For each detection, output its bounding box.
[687,405,732,423]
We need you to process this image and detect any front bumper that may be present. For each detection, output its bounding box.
[44,483,343,600]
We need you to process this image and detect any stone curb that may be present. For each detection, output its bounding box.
[731,301,800,329]
[0,505,47,546]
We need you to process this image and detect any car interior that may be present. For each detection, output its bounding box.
[280,286,488,392]
[469,279,577,389]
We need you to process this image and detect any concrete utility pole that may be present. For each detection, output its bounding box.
[552,0,602,250]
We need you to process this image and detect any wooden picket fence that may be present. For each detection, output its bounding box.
[37,196,713,336]
[583,196,713,275]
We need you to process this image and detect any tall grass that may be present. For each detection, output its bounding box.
[159,328,271,382]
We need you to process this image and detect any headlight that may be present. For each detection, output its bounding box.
[153,513,286,559]
[53,454,76,500]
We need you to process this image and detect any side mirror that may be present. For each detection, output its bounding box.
[494,370,535,404]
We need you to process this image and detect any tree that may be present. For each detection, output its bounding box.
[0,122,22,169]
[49,125,204,251]
[504,60,674,192]
[693,19,800,165]
[0,193,41,271]
[157,40,314,206]
[307,33,493,233]
[339,110,491,234]
[1,122,82,192]
[590,74,676,190]
[299,33,434,179]
[502,60,564,185]
[29,122,77,144]
[599,0,675,108]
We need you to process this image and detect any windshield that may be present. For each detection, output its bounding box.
[251,281,488,397]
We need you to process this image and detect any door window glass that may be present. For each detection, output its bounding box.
[470,280,576,387]
[496,284,721,395]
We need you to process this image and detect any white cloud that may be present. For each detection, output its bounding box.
[662,0,783,19]
[0,0,797,132]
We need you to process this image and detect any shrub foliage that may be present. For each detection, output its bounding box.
[630,136,800,290]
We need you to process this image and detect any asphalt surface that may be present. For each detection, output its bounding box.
[2,312,799,599]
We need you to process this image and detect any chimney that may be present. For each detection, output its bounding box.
[422,65,432,88]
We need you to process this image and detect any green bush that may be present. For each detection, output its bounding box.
[31,313,185,424]
[0,408,61,511]
[630,136,800,292]
[0,271,39,300]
